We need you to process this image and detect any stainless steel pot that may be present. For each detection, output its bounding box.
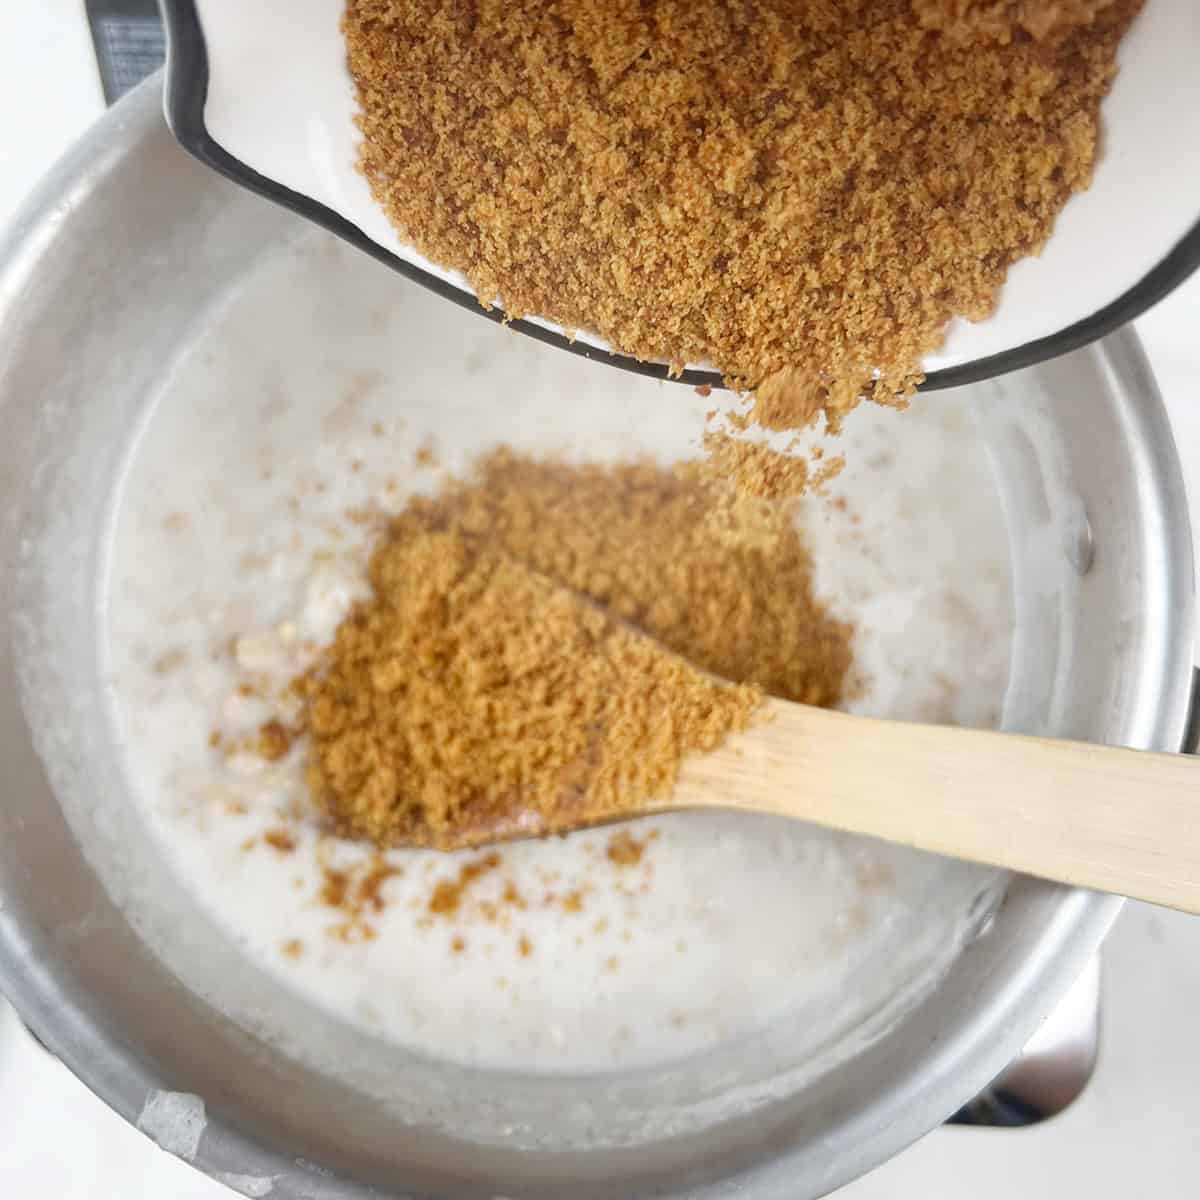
[0,78,1195,1199]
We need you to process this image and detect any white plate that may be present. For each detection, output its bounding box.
[162,0,1200,390]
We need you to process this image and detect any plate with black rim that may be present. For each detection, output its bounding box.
[161,0,1200,394]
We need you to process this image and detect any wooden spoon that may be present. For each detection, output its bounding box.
[650,699,1200,914]
[327,542,1198,911]
[442,685,1200,914]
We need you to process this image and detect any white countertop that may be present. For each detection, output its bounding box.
[2,2,1199,1197]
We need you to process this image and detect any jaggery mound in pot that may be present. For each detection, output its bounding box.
[284,452,852,848]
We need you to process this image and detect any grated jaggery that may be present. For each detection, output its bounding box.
[386,450,852,704]
[344,0,1141,435]
[298,528,760,847]
[286,451,851,849]
[700,436,812,502]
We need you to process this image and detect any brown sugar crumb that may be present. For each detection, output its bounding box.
[240,836,257,852]
[321,867,350,909]
[501,880,526,910]
[208,729,222,749]
[562,890,584,914]
[280,450,851,851]
[518,934,534,958]
[281,938,304,959]
[316,853,407,939]
[428,853,502,916]
[451,935,467,953]
[344,0,1139,434]
[263,828,296,853]
[414,438,439,468]
[606,831,647,868]
[331,920,377,944]
[359,858,404,911]
[254,719,293,763]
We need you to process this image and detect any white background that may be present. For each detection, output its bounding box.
[2,2,1200,1197]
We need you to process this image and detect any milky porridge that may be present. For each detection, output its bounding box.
[100,235,1013,1074]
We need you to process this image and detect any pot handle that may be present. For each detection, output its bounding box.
[85,0,166,106]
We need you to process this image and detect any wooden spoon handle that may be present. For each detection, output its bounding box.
[671,699,1200,913]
